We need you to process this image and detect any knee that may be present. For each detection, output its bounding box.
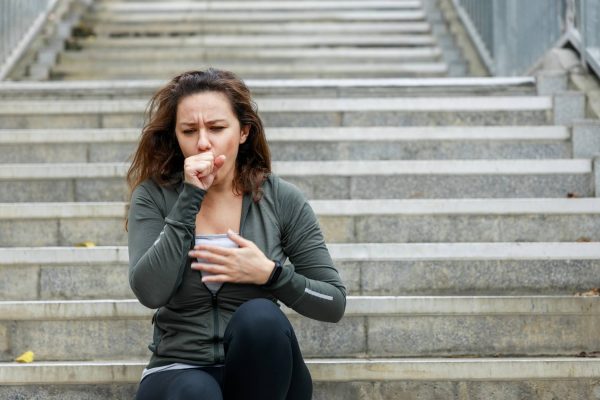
[137,370,222,400]
[177,383,222,400]
[227,298,291,345]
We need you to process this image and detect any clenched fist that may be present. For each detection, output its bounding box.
[183,151,227,191]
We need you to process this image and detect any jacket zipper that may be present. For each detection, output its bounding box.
[211,292,220,363]
[205,200,247,364]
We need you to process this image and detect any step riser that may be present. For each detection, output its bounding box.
[89,24,432,36]
[323,214,600,243]
[97,0,418,1]
[0,264,133,301]
[59,52,442,63]
[52,62,449,75]
[0,86,537,100]
[1,380,597,400]
[0,77,539,98]
[0,110,552,129]
[94,5,425,14]
[3,259,600,301]
[93,2,424,12]
[0,385,140,400]
[3,358,600,384]
[0,174,591,202]
[61,44,440,53]
[0,214,598,246]
[355,259,600,296]
[0,218,130,247]
[0,180,128,203]
[291,175,591,200]
[270,141,571,161]
[82,14,428,24]
[0,141,572,163]
[55,70,449,80]
[1,313,598,361]
[74,36,436,48]
[0,143,130,164]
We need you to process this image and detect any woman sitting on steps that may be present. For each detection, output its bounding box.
[125,68,347,400]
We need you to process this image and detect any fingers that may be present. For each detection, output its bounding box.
[201,274,230,283]
[191,262,232,283]
[190,151,216,163]
[188,152,225,174]
[190,250,228,265]
[209,154,226,177]
[189,234,267,285]
[227,229,251,247]
[190,245,232,257]
[214,154,226,168]
[190,262,228,275]
[183,152,227,190]
[185,152,215,177]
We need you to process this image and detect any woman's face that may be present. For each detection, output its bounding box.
[175,91,249,188]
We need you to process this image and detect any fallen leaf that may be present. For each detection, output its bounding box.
[15,351,34,363]
[75,241,96,248]
[575,288,600,296]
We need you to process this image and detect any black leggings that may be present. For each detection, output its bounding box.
[135,298,313,400]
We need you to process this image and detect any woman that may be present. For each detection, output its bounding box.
[125,68,346,400]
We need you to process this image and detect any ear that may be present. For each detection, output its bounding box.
[240,125,250,144]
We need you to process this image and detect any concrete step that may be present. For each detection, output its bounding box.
[72,34,437,48]
[96,0,423,4]
[99,0,417,1]
[0,96,553,129]
[92,1,424,12]
[59,46,443,63]
[86,21,432,37]
[97,0,414,1]
[0,160,592,202]
[51,61,449,80]
[1,243,599,300]
[0,126,571,163]
[0,198,598,246]
[0,77,537,99]
[1,296,599,360]
[82,10,428,23]
[3,358,600,400]
[101,0,415,1]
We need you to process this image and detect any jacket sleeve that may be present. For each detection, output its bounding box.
[128,181,207,309]
[264,179,347,323]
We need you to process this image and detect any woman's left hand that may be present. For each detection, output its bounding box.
[189,229,275,285]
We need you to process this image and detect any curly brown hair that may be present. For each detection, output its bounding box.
[124,69,271,231]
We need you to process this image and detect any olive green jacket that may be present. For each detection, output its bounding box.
[128,173,347,368]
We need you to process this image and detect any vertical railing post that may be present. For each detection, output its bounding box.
[0,0,61,80]
[574,0,587,70]
[451,0,600,76]
[491,0,505,75]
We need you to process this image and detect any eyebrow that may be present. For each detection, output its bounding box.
[180,119,228,126]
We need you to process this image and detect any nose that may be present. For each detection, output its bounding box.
[196,129,211,151]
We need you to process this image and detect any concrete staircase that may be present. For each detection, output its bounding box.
[1,0,600,399]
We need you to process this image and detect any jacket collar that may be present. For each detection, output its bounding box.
[171,170,252,233]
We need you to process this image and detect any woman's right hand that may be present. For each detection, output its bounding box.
[183,151,226,191]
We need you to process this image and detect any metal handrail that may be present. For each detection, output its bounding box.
[0,0,58,80]
[453,0,600,77]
